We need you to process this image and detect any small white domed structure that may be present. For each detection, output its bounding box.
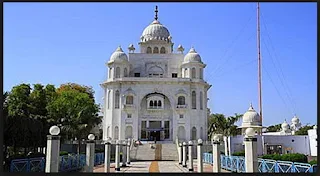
[141,20,171,42]
[239,103,263,135]
[290,115,302,135]
[88,134,95,141]
[49,125,60,136]
[280,120,291,135]
[183,47,202,63]
[109,46,128,63]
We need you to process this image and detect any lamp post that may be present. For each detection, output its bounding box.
[178,143,182,165]
[115,140,121,171]
[126,139,131,164]
[197,139,203,173]
[244,127,258,172]
[122,140,127,167]
[85,134,95,172]
[45,126,61,173]
[182,142,187,167]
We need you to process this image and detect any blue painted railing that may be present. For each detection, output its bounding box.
[10,153,104,172]
[203,153,317,173]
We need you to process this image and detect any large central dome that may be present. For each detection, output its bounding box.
[141,20,170,42]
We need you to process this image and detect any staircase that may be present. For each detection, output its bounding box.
[130,141,178,161]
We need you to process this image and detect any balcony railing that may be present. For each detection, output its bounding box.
[123,104,135,109]
[176,104,187,109]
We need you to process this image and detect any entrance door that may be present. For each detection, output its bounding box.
[150,131,161,141]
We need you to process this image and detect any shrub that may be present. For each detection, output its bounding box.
[261,153,307,163]
[232,151,245,156]
[59,151,69,156]
[309,160,317,165]
[27,152,45,158]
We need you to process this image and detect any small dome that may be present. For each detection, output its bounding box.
[282,120,289,129]
[141,20,171,42]
[109,46,128,63]
[291,115,300,124]
[242,103,261,126]
[183,47,202,63]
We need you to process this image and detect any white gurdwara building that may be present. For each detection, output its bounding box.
[101,7,211,142]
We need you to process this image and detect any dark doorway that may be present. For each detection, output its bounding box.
[150,131,160,141]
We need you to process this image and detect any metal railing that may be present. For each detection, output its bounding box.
[202,153,317,173]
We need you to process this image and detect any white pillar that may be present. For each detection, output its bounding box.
[188,141,194,171]
[244,128,258,172]
[45,126,61,173]
[126,140,131,164]
[212,140,221,172]
[104,141,111,172]
[122,141,127,167]
[182,142,187,167]
[224,136,228,156]
[85,134,95,172]
[178,143,182,165]
[115,140,121,171]
[197,139,203,173]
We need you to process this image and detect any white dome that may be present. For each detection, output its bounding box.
[291,115,300,124]
[109,46,128,63]
[281,120,289,129]
[241,103,261,126]
[183,47,202,63]
[141,20,171,42]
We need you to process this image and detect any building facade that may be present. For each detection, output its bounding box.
[101,7,211,142]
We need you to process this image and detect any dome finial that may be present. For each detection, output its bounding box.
[154,6,158,21]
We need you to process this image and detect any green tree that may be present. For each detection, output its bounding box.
[47,84,101,154]
[295,125,314,135]
[266,124,282,132]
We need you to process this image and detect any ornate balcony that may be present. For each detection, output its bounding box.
[123,104,135,111]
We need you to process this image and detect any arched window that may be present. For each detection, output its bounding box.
[115,90,120,109]
[114,126,119,140]
[191,68,196,78]
[115,67,120,78]
[192,91,196,109]
[154,100,157,107]
[124,68,128,77]
[199,68,203,79]
[178,96,185,105]
[153,47,159,53]
[191,127,197,140]
[147,47,152,53]
[158,100,162,107]
[107,90,111,109]
[126,95,133,104]
[149,101,153,107]
[109,68,112,78]
[160,47,166,54]
[184,68,188,78]
[200,91,203,110]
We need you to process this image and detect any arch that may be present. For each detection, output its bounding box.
[107,90,111,109]
[115,67,120,78]
[109,68,112,78]
[191,127,197,140]
[149,101,153,107]
[199,68,203,79]
[192,91,196,109]
[153,47,159,53]
[148,66,164,77]
[147,47,152,53]
[126,95,133,104]
[114,126,119,140]
[191,68,196,78]
[115,90,120,109]
[158,100,162,107]
[125,126,133,139]
[178,126,186,140]
[154,100,157,107]
[160,47,166,54]
[178,96,185,105]
[184,68,188,78]
[200,91,203,110]
[124,68,128,77]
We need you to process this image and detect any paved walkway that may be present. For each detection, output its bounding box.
[93,160,230,173]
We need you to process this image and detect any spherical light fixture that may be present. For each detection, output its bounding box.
[188,141,193,145]
[213,135,220,142]
[197,139,203,144]
[49,125,60,136]
[245,128,255,138]
[88,134,95,141]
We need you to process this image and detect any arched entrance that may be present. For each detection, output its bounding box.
[178,126,186,140]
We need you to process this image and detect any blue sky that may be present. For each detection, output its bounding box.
[4,3,317,126]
